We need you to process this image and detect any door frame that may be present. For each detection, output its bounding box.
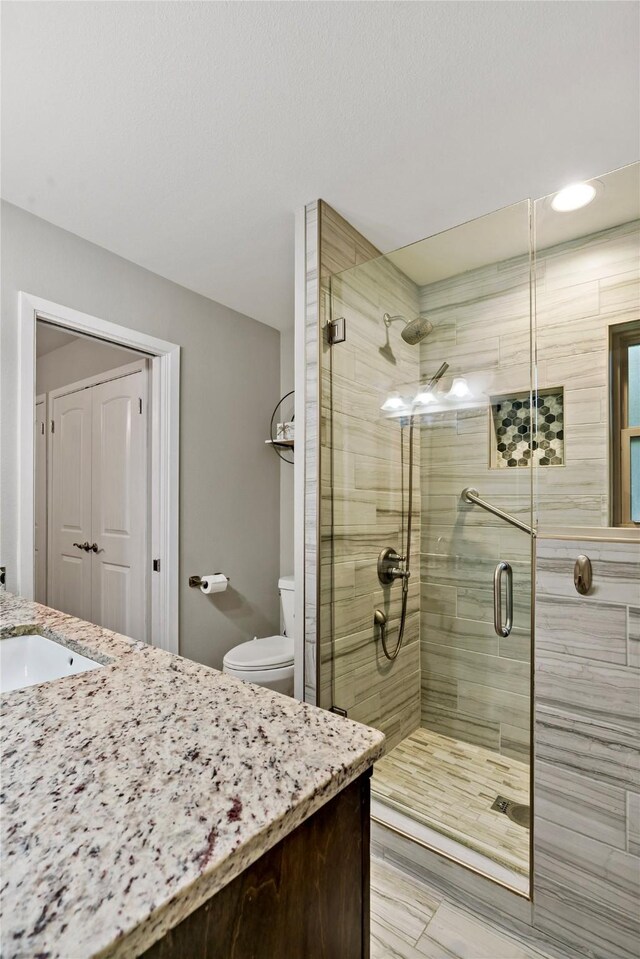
[34,392,47,606]
[18,292,180,654]
[47,360,150,642]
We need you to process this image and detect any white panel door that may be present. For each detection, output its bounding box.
[49,388,93,620]
[34,396,47,605]
[91,371,147,641]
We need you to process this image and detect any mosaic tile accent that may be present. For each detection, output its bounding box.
[491,389,564,468]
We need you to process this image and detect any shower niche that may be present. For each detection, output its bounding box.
[490,387,565,468]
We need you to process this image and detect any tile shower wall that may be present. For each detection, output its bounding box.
[325,231,423,749]
[418,219,640,761]
[304,200,380,704]
[534,219,640,527]
[372,533,640,959]
[418,252,533,762]
[535,535,640,959]
[304,200,423,747]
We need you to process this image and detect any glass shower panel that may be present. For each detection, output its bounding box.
[533,162,640,530]
[320,201,534,892]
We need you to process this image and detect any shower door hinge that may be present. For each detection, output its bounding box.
[138,397,143,414]
[152,558,161,572]
[327,317,346,345]
[330,705,348,718]
[50,420,55,433]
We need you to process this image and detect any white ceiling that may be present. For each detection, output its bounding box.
[2,2,639,331]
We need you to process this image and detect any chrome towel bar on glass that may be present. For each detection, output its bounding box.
[461,487,535,538]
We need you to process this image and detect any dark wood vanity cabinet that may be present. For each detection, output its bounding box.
[141,772,371,959]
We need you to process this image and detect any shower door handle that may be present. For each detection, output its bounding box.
[493,561,513,638]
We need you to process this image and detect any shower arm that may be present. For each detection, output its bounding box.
[461,487,536,538]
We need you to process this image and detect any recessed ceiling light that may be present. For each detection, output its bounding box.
[551,182,597,213]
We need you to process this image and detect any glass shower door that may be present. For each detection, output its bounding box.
[319,201,534,893]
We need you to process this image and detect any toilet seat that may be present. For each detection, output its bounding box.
[223,635,294,672]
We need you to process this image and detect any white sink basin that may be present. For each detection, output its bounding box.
[0,633,102,693]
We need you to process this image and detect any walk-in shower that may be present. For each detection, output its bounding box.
[316,163,639,898]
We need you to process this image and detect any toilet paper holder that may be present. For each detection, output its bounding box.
[189,574,230,588]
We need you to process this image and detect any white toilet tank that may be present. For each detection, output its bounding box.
[278,575,295,638]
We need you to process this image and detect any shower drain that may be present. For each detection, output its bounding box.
[490,795,531,829]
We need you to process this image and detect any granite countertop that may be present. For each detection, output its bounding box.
[0,593,384,959]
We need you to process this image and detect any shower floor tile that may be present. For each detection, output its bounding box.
[372,726,530,876]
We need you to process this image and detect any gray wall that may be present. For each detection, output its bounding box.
[36,333,144,395]
[1,200,281,669]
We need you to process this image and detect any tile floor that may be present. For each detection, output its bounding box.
[370,858,561,959]
[372,727,530,875]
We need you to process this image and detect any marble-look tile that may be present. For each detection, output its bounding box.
[563,386,606,426]
[535,817,640,921]
[536,653,639,731]
[536,760,627,850]
[421,611,500,655]
[536,593,628,664]
[420,674,458,709]
[536,703,640,792]
[544,348,607,391]
[534,530,640,959]
[304,201,320,704]
[535,280,601,328]
[536,538,640,606]
[534,877,639,959]
[627,791,640,856]
[628,606,640,668]
[415,901,554,959]
[599,268,640,313]
[540,220,639,291]
[499,723,530,764]
[456,586,531,632]
[373,728,530,876]
[421,550,530,594]
[421,703,500,752]
[371,857,441,947]
[422,642,530,696]
[420,582,458,617]
[457,680,529,731]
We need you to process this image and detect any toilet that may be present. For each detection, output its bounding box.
[222,576,295,695]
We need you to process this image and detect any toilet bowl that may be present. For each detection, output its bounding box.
[223,576,295,695]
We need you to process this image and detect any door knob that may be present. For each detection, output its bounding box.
[90,543,99,553]
[73,542,91,551]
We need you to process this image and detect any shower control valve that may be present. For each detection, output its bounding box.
[377,546,410,586]
[386,551,406,563]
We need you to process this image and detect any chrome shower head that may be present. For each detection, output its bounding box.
[401,315,434,345]
[383,311,434,346]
